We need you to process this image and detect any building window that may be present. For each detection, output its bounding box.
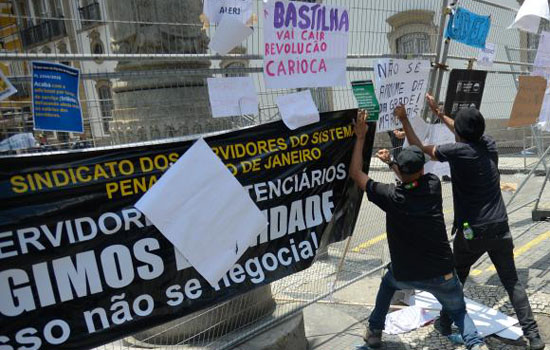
[89,30,104,63]
[386,10,437,56]
[97,84,113,134]
[396,32,431,55]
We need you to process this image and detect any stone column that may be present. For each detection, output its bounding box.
[107,0,226,143]
[105,2,302,348]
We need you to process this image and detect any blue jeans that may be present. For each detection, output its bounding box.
[369,266,484,349]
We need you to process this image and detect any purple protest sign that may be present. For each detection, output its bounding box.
[263,0,349,89]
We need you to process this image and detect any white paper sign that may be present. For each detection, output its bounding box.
[508,0,550,33]
[411,291,519,337]
[0,70,17,101]
[0,133,37,152]
[374,59,431,133]
[276,90,320,130]
[207,77,259,117]
[532,31,550,131]
[424,124,454,178]
[477,43,496,67]
[263,0,349,89]
[203,0,254,25]
[209,16,253,55]
[135,138,268,288]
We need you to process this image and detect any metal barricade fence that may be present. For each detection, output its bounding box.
[0,0,548,349]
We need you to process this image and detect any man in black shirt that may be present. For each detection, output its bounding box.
[397,95,545,350]
[350,110,486,350]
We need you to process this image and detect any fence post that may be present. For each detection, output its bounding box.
[425,0,451,122]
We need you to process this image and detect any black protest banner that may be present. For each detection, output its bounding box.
[444,69,487,118]
[0,109,375,350]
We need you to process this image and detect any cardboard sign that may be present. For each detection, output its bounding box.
[263,0,349,89]
[445,7,491,49]
[444,69,487,118]
[508,76,547,127]
[203,0,254,25]
[351,80,380,121]
[373,59,431,133]
[32,62,83,133]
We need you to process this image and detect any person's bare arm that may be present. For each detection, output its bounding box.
[426,93,455,134]
[376,148,403,182]
[394,105,438,161]
[350,110,370,191]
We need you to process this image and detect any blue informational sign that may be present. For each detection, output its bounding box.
[32,61,83,133]
[445,7,491,49]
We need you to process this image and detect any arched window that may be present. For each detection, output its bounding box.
[396,32,431,55]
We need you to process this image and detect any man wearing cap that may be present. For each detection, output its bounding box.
[350,109,487,350]
[396,95,544,350]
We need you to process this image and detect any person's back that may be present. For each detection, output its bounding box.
[436,135,508,231]
[397,101,546,349]
[368,173,454,281]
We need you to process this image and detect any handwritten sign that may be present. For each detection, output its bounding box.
[32,62,83,133]
[446,7,490,49]
[263,0,349,89]
[373,59,430,133]
[203,0,254,24]
[508,76,547,127]
[477,43,495,67]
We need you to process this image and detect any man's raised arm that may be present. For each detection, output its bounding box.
[394,105,438,161]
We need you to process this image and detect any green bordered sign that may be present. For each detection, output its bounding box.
[351,80,380,121]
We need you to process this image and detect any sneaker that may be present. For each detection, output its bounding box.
[470,344,489,350]
[363,328,382,348]
[434,317,452,336]
[528,335,546,350]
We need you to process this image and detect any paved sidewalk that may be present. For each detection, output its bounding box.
[302,160,550,349]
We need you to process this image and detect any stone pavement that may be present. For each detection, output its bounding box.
[302,157,550,350]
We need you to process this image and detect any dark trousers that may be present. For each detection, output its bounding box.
[440,228,539,338]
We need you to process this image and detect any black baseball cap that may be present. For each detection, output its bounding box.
[454,108,485,142]
[396,145,425,175]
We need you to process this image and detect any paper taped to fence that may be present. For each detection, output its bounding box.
[136,138,267,288]
[0,109,374,350]
[263,0,349,88]
[446,7,491,49]
[208,15,253,55]
[508,76,547,127]
[509,0,550,34]
[207,77,258,117]
[373,59,430,133]
[276,90,320,130]
[477,43,495,67]
[532,31,550,131]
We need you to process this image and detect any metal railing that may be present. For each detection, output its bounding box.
[20,19,67,48]
[79,2,102,29]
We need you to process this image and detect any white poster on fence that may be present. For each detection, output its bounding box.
[263,0,349,89]
[0,69,17,101]
[207,77,258,117]
[424,124,454,178]
[203,0,254,25]
[532,31,550,131]
[374,59,431,133]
